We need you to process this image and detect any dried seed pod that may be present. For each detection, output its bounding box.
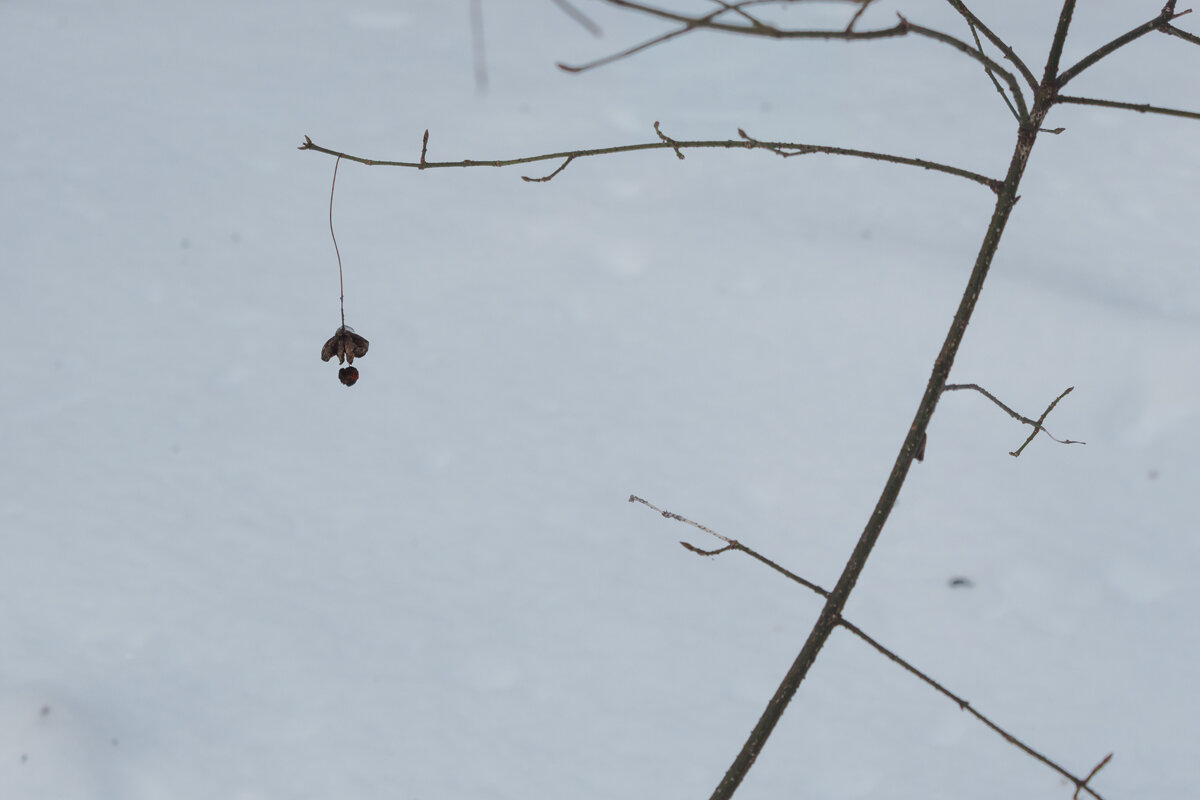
[321,326,370,365]
[338,366,360,386]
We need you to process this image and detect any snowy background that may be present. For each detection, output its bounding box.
[2,0,1198,797]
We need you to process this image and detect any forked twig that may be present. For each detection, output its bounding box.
[1075,753,1114,800]
[629,495,1111,800]
[943,383,1084,457]
[572,0,1029,121]
[1055,2,1190,87]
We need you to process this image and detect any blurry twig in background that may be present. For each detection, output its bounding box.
[628,495,1113,800]
[470,0,487,92]
[550,0,603,36]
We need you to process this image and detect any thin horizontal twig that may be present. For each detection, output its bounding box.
[942,383,1084,456]
[628,494,1109,800]
[1055,94,1200,122]
[298,131,1002,191]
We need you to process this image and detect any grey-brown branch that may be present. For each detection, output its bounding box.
[297,129,1002,192]
[628,495,1112,800]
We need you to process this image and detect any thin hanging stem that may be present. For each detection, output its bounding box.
[329,154,346,329]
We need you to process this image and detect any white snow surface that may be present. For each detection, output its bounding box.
[2,1,1198,798]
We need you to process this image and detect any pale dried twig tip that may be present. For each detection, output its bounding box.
[628,495,733,544]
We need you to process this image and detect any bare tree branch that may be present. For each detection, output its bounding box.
[557,13,712,73]
[942,383,1084,456]
[944,0,1039,90]
[1056,94,1200,122]
[298,130,1003,191]
[706,0,771,30]
[1075,754,1114,800]
[962,12,1021,122]
[565,0,1030,121]
[901,15,1029,120]
[1042,0,1079,85]
[844,0,876,34]
[628,495,1110,800]
[1056,2,1186,87]
[1161,16,1200,46]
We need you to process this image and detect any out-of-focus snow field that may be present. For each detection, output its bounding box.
[1,1,1197,797]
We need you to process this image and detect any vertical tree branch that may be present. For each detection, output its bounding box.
[707,99,1051,800]
[1043,0,1078,84]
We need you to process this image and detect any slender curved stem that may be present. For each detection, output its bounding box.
[298,133,1001,191]
[1055,94,1200,121]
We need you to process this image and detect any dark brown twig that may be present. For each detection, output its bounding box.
[962,12,1021,121]
[1042,0,1078,85]
[1056,2,1185,87]
[1074,753,1114,800]
[298,132,1001,191]
[707,0,769,30]
[557,0,768,73]
[844,0,875,33]
[1055,94,1200,122]
[575,0,1029,121]
[942,384,1084,456]
[628,495,1110,800]
[419,129,429,169]
[1161,17,1200,45]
